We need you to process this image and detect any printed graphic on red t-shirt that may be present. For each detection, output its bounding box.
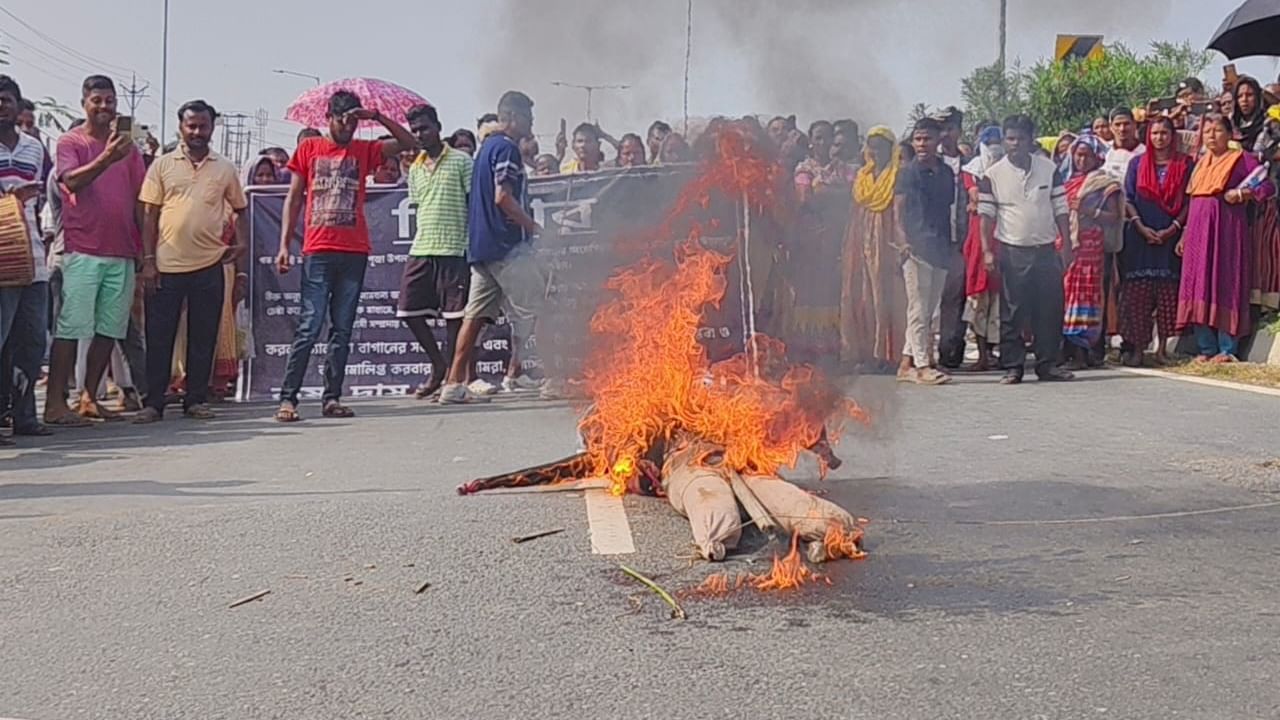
[286,137,385,255]
[310,155,362,228]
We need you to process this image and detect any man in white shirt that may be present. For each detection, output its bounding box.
[1102,107,1144,181]
[977,114,1075,385]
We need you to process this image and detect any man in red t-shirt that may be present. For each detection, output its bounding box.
[274,90,419,422]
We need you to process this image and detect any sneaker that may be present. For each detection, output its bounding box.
[440,383,492,405]
[539,379,567,401]
[468,379,500,396]
[501,375,544,393]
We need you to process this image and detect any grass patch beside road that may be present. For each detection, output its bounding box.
[1166,361,1280,389]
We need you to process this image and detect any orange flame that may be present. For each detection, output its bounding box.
[578,125,858,496]
[823,521,867,561]
[749,533,829,592]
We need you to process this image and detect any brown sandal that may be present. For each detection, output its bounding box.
[321,401,355,419]
[274,403,301,423]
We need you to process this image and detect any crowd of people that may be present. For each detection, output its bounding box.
[1,67,1279,445]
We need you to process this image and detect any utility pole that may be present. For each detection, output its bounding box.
[120,73,150,117]
[219,112,251,165]
[254,107,269,152]
[550,81,630,124]
[160,0,169,145]
[998,0,1007,72]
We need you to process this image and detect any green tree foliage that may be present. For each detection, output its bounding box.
[961,60,1027,129]
[34,97,76,133]
[960,41,1214,136]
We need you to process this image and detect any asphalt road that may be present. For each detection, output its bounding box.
[2,370,1279,720]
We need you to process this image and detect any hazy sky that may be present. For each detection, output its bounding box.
[3,0,1273,150]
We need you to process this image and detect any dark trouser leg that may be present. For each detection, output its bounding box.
[279,255,333,406]
[9,282,49,432]
[937,247,968,368]
[321,254,367,404]
[0,333,12,422]
[144,273,187,415]
[180,264,226,409]
[1028,245,1065,376]
[997,244,1031,374]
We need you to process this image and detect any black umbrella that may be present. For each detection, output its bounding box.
[1210,0,1280,59]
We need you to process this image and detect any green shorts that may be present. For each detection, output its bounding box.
[55,253,135,341]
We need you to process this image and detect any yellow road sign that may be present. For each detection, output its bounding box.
[1056,35,1105,62]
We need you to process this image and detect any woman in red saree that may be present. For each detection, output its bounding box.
[1060,135,1123,370]
[960,126,1003,370]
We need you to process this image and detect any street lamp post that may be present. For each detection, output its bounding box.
[273,69,322,86]
[159,0,169,145]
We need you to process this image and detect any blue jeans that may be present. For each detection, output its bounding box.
[279,253,368,405]
[0,282,49,432]
[1192,324,1237,357]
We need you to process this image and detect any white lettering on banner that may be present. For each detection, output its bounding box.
[266,306,283,317]
[352,317,369,330]
[286,306,302,316]
[356,341,409,354]
[351,383,413,397]
[360,291,390,301]
[264,344,291,357]
[390,362,431,376]
[347,361,388,377]
[531,198,599,235]
[283,292,301,302]
[368,319,400,329]
[482,338,510,352]
[264,291,282,301]
[476,360,505,375]
[364,305,395,316]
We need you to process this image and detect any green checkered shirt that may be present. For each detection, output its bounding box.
[407,146,473,256]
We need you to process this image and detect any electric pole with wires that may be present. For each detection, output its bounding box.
[119,72,150,117]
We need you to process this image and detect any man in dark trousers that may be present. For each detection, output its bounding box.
[135,100,246,423]
[935,106,969,369]
[977,114,1075,384]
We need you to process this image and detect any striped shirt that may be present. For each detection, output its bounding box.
[407,145,472,257]
[978,154,1068,248]
[0,132,49,282]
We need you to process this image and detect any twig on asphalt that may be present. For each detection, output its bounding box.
[511,528,566,544]
[619,564,686,621]
[414,581,431,594]
[228,589,271,609]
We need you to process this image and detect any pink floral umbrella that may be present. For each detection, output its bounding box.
[284,77,429,129]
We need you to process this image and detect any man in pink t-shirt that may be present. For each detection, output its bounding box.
[43,75,146,426]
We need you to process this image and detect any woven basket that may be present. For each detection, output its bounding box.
[0,193,33,287]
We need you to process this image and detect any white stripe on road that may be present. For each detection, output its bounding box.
[1117,367,1280,398]
[584,487,636,555]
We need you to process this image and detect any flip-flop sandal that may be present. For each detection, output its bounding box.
[183,405,216,420]
[45,412,92,428]
[132,408,163,425]
[322,402,356,419]
[414,384,442,400]
[14,424,55,437]
[275,405,302,423]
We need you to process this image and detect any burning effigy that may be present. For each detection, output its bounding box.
[459,123,870,590]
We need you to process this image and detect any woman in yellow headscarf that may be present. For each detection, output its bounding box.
[841,126,906,370]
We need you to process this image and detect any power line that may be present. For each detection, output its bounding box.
[0,4,141,79]
[120,73,150,117]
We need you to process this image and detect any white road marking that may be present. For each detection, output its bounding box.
[584,487,636,555]
[1117,366,1280,398]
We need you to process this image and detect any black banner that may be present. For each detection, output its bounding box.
[245,166,751,401]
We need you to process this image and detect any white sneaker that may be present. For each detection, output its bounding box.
[502,375,544,393]
[468,379,500,396]
[539,379,567,400]
[439,383,491,405]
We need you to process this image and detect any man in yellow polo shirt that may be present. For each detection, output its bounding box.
[134,99,247,423]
